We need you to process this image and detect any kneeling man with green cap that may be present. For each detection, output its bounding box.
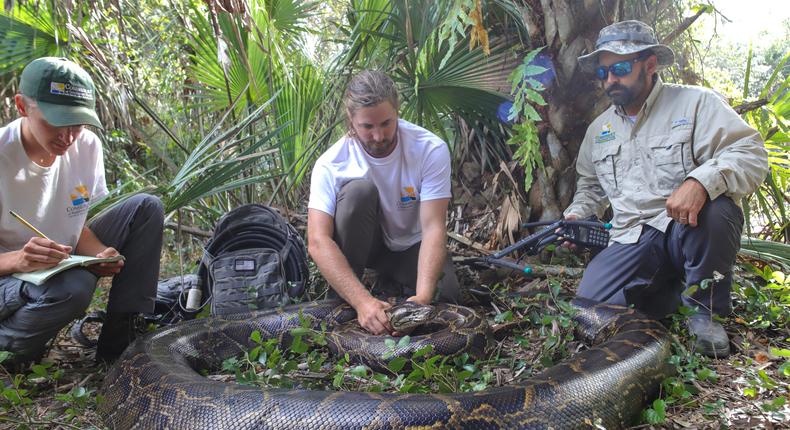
[565,21,768,358]
[0,57,164,367]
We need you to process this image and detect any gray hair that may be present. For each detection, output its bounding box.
[344,70,399,117]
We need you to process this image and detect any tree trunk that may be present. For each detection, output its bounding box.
[528,0,620,222]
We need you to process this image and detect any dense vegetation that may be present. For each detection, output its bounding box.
[0,0,788,428]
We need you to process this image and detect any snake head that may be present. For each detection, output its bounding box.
[385,301,437,332]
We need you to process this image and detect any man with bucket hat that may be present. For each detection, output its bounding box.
[564,21,768,357]
[0,57,164,367]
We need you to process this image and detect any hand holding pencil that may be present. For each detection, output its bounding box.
[7,211,72,273]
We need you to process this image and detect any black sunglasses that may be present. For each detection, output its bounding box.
[595,56,646,80]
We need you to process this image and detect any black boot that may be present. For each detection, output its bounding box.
[95,313,144,364]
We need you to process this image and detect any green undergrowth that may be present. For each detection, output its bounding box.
[217,285,579,395]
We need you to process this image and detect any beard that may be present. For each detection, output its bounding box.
[360,137,396,157]
[605,68,647,107]
[354,121,399,158]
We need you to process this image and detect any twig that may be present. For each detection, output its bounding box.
[55,373,93,393]
[448,232,491,254]
[164,222,212,238]
[733,99,769,115]
[661,9,707,45]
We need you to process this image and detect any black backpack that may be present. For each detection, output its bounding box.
[195,204,310,316]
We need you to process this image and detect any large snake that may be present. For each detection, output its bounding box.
[98,298,672,429]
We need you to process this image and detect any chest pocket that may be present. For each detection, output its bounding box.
[648,126,693,195]
[592,142,621,193]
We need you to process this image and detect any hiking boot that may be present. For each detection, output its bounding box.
[96,313,144,364]
[687,314,730,358]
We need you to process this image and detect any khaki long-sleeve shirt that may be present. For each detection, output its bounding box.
[564,79,768,244]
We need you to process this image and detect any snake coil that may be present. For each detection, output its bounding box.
[99,298,672,429]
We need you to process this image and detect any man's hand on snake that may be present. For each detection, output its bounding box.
[356,297,393,335]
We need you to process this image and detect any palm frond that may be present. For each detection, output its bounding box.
[0,3,66,74]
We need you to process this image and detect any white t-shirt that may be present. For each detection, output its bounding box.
[308,118,451,251]
[0,118,108,252]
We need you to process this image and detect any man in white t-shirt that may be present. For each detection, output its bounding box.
[307,70,459,335]
[0,58,164,367]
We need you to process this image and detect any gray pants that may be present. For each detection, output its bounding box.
[331,179,460,303]
[0,194,164,363]
[577,196,743,319]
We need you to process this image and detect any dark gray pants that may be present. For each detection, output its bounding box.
[577,196,743,319]
[0,194,164,363]
[331,179,460,303]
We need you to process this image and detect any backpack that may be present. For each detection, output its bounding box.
[197,204,310,316]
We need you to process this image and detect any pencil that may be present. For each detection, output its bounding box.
[8,210,51,241]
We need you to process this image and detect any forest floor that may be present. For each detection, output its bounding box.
[0,225,788,429]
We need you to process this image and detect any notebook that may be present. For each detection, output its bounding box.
[12,255,125,286]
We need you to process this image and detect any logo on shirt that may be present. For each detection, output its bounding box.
[595,122,616,143]
[70,185,91,206]
[397,186,417,210]
[671,118,690,128]
[66,185,91,218]
[400,186,417,202]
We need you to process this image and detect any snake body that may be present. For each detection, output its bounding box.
[99,298,672,429]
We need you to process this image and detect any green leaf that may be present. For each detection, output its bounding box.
[683,284,699,297]
[762,396,787,412]
[494,310,513,323]
[412,345,433,358]
[0,351,11,364]
[522,65,547,77]
[31,364,49,378]
[384,338,396,350]
[222,357,240,372]
[2,388,22,405]
[757,369,777,388]
[770,347,790,358]
[250,330,262,344]
[696,367,718,382]
[397,336,411,348]
[350,365,368,378]
[249,346,261,362]
[332,372,344,388]
[387,357,408,373]
[645,399,666,424]
[743,386,758,398]
[290,336,309,354]
[289,327,311,337]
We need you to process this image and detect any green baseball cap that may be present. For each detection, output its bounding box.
[19,57,103,129]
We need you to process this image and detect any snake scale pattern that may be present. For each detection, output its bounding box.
[99,298,673,429]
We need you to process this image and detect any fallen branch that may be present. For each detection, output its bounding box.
[165,222,212,238]
[733,99,768,115]
[448,232,492,254]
